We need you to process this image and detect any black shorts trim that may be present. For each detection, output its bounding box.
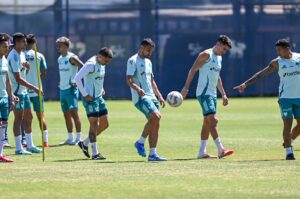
[87,109,108,118]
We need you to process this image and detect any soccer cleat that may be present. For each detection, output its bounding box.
[27,146,42,153]
[148,154,167,161]
[134,141,146,157]
[0,156,14,163]
[3,142,11,148]
[78,141,90,158]
[43,142,49,148]
[15,149,32,155]
[218,148,234,159]
[74,138,80,145]
[197,153,218,159]
[60,139,76,145]
[286,153,296,160]
[92,153,106,160]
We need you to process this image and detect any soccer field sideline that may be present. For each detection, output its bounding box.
[1,98,300,199]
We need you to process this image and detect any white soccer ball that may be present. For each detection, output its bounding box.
[166,91,183,107]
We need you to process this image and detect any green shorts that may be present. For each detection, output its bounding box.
[0,97,9,121]
[14,94,31,111]
[82,96,108,118]
[197,95,217,116]
[135,97,160,118]
[278,98,300,120]
[30,96,44,112]
[60,87,78,112]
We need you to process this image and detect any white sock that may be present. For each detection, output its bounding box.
[91,142,99,156]
[199,140,208,156]
[68,132,74,141]
[76,132,82,141]
[137,136,146,144]
[149,148,156,156]
[26,132,34,148]
[286,147,293,155]
[83,137,90,146]
[43,130,48,142]
[214,137,224,153]
[0,125,5,156]
[15,135,23,151]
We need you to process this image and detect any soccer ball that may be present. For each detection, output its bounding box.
[166,91,183,107]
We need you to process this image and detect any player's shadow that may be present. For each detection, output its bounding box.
[53,158,90,162]
[234,159,285,162]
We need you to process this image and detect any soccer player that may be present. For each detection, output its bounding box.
[25,34,49,147]
[234,38,299,160]
[126,38,167,161]
[181,35,234,159]
[75,47,113,160]
[56,36,83,145]
[0,34,19,162]
[7,32,42,155]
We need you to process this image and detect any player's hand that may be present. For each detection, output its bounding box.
[181,87,189,99]
[23,62,30,70]
[13,95,19,103]
[84,95,93,102]
[33,87,43,95]
[158,96,165,108]
[102,89,106,96]
[9,100,15,111]
[72,83,77,87]
[222,94,228,106]
[137,88,146,96]
[233,83,246,93]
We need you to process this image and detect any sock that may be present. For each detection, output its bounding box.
[83,137,90,146]
[25,132,34,148]
[286,147,293,155]
[68,132,74,141]
[43,130,48,143]
[0,125,5,156]
[76,132,82,141]
[15,135,23,151]
[199,140,208,156]
[149,148,156,156]
[91,142,99,156]
[137,136,146,144]
[214,137,224,153]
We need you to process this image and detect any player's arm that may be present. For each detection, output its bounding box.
[13,72,40,94]
[181,52,210,98]
[70,56,84,69]
[6,74,18,108]
[126,59,145,96]
[217,76,228,106]
[233,59,279,93]
[40,54,47,77]
[74,63,94,101]
[151,76,165,108]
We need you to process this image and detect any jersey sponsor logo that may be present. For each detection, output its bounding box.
[60,68,70,72]
[283,71,300,77]
[210,67,221,72]
[95,76,103,80]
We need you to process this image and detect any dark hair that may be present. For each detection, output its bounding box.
[26,34,36,45]
[140,38,155,48]
[13,32,26,45]
[98,47,113,58]
[0,33,9,46]
[275,39,290,48]
[218,35,232,49]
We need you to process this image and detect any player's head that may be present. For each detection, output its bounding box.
[275,39,291,57]
[97,47,113,65]
[13,32,27,50]
[26,34,36,49]
[139,38,155,58]
[56,36,70,54]
[215,35,232,55]
[0,34,10,56]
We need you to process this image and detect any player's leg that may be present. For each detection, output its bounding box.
[198,116,217,159]
[13,95,31,155]
[60,92,75,145]
[23,107,41,153]
[32,96,49,147]
[290,100,300,141]
[70,109,81,143]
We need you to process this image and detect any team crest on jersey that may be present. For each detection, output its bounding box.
[65,61,68,65]
[140,64,144,67]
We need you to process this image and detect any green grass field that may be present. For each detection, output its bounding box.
[1,97,300,199]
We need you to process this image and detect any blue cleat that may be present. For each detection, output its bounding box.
[148,154,167,161]
[134,141,146,157]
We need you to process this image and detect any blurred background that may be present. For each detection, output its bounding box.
[1,0,300,100]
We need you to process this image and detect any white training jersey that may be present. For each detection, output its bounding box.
[58,52,78,90]
[0,56,8,98]
[277,52,300,99]
[196,48,222,97]
[126,54,156,104]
